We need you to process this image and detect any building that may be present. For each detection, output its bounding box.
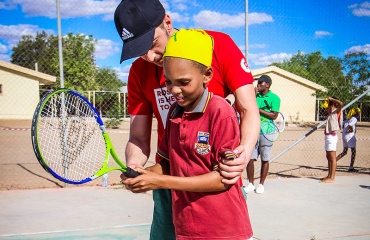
[0,60,56,119]
[252,66,326,122]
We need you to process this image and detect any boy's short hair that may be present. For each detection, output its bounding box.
[163,28,214,67]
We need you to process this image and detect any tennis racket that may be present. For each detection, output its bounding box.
[261,120,280,142]
[31,88,140,185]
[264,100,285,132]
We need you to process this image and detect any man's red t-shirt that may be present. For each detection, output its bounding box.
[127,30,254,146]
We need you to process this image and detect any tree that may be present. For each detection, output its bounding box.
[61,33,98,91]
[270,51,350,102]
[96,67,125,91]
[11,31,58,75]
[11,32,124,92]
[342,51,370,87]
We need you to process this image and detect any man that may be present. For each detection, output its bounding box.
[114,0,260,239]
[244,75,281,194]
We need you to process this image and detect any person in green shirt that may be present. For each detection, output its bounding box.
[244,75,281,194]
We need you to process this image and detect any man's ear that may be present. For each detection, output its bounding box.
[163,14,172,33]
[203,67,213,85]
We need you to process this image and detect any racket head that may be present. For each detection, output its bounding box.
[274,112,285,132]
[31,88,110,184]
[261,120,280,142]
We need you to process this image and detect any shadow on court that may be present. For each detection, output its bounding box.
[1,175,370,240]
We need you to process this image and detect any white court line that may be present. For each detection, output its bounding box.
[0,223,151,237]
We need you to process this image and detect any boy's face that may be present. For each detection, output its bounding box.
[163,58,212,112]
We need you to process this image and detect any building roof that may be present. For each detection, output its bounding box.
[252,66,327,92]
[0,60,56,85]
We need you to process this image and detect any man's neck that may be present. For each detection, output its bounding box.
[259,89,269,96]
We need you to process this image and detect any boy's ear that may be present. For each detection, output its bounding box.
[203,67,213,85]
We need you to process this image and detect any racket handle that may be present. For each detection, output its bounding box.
[124,167,141,178]
[221,150,238,160]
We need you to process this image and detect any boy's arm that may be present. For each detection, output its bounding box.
[329,97,343,111]
[123,167,228,193]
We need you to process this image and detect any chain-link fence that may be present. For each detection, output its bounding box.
[0,0,369,190]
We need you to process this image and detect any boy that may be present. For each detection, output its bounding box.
[123,29,253,240]
[336,107,360,171]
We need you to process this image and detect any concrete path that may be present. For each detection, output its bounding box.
[0,175,369,240]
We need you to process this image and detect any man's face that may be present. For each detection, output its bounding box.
[257,81,269,92]
[140,24,171,67]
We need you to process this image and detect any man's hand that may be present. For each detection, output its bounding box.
[219,145,247,184]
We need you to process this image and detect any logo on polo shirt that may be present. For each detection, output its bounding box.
[240,58,251,73]
[195,132,211,155]
[121,28,134,41]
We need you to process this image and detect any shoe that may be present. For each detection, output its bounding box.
[348,167,356,172]
[256,184,264,194]
[243,183,255,192]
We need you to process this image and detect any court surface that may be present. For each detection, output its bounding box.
[1,175,369,240]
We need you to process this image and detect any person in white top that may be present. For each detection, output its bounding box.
[336,107,360,172]
[321,97,343,183]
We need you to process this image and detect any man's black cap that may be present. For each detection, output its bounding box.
[256,75,272,85]
[114,0,165,63]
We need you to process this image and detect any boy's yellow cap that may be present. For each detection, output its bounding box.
[321,98,329,109]
[163,28,213,67]
[347,107,361,118]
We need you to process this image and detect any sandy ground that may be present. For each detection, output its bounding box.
[0,119,369,190]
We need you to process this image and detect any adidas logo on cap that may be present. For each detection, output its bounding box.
[121,28,134,41]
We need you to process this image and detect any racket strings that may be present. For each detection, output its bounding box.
[38,92,106,181]
[274,113,285,132]
[261,121,280,142]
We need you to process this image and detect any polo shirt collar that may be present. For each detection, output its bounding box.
[170,88,212,118]
[257,90,271,98]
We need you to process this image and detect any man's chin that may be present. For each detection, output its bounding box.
[153,61,163,67]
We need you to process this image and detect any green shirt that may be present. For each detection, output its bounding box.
[256,90,281,122]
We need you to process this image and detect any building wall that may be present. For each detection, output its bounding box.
[254,73,318,122]
[0,69,40,119]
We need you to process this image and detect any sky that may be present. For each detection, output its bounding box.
[0,0,369,83]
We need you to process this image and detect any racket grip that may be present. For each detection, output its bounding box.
[124,167,141,178]
[221,150,238,160]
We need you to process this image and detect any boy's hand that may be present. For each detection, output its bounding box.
[121,168,161,193]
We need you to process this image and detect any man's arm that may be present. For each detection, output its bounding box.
[259,109,278,120]
[219,84,260,184]
[125,114,153,168]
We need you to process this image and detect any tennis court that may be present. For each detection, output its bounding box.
[1,119,370,239]
[1,175,370,240]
